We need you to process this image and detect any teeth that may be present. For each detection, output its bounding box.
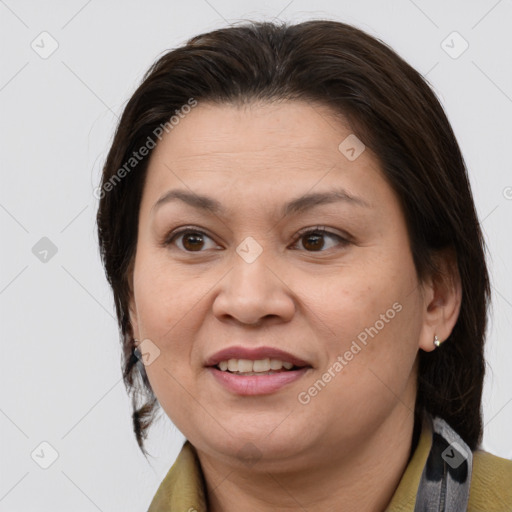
[238,359,253,372]
[270,359,293,370]
[253,358,270,372]
[217,358,296,373]
[269,358,282,370]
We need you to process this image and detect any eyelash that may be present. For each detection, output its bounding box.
[162,225,351,253]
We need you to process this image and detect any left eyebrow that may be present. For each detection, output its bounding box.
[151,187,371,217]
[281,188,371,217]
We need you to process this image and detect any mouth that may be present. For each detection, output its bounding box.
[213,357,306,375]
[204,346,313,395]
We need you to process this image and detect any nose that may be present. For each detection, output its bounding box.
[211,250,296,326]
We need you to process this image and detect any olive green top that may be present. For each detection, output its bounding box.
[147,419,512,511]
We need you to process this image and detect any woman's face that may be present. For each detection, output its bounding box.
[129,100,433,469]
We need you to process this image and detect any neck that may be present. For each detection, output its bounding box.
[196,404,417,512]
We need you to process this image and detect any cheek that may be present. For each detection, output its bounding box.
[131,260,200,402]
[300,254,416,350]
[133,252,208,338]
[296,297,421,443]
[299,250,421,396]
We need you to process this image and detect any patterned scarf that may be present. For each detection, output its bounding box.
[414,415,473,511]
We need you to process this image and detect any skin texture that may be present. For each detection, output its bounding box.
[129,101,462,511]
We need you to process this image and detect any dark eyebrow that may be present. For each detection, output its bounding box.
[151,188,370,217]
[282,189,370,215]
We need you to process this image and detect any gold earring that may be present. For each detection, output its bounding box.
[434,335,442,348]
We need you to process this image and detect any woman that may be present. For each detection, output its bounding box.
[96,20,512,511]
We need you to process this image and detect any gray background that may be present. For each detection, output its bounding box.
[1,0,511,510]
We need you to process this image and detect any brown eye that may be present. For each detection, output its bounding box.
[293,228,349,252]
[302,232,326,251]
[181,231,206,251]
[165,229,218,252]
[163,226,349,253]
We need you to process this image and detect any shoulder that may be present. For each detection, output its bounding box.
[468,449,512,511]
[147,441,207,512]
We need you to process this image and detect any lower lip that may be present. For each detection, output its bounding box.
[208,367,310,395]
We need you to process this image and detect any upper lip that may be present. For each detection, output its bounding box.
[205,346,312,368]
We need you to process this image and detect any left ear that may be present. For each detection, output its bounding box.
[418,247,462,352]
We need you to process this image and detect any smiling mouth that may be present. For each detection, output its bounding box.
[208,356,311,395]
[214,357,308,375]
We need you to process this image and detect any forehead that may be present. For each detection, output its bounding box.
[150,100,353,165]
[141,100,389,212]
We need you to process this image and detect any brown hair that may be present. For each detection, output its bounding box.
[96,20,490,457]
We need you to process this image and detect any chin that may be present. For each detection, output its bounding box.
[197,420,315,468]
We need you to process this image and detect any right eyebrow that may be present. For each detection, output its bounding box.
[152,189,226,216]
